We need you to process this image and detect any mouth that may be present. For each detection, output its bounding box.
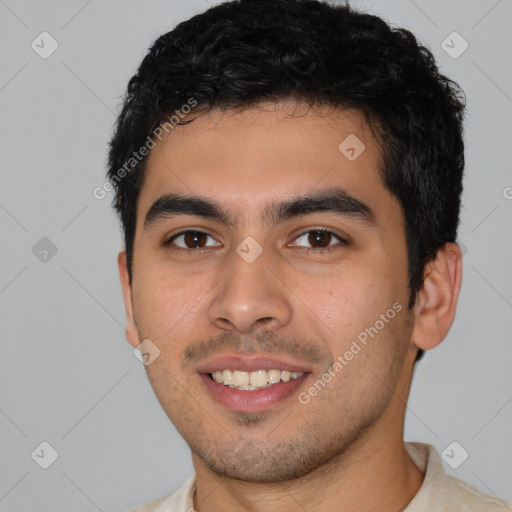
[197,356,311,413]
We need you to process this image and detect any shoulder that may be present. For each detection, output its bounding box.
[438,473,511,511]
[404,442,511,512]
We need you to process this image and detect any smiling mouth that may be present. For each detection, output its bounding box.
[210,369,304,390]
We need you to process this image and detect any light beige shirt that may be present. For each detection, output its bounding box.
[130,442,511,511]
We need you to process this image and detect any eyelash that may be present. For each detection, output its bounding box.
[163,228,348,253]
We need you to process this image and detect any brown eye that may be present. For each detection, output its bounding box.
[167,230,220,249]
[307,230,332,248]
[293,229,347,250]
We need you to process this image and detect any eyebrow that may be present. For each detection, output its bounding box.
[143,188,376,230]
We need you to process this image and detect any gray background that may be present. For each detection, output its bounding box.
[0,0,511,510]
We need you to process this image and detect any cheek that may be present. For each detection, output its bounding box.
[132,263,210,340]
[295,260,406,351]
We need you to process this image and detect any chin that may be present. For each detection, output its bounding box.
[193,435,353,484]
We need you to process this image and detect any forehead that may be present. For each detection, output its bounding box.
[137,101,396,224]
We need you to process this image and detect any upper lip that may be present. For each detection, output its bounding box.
[196,354,312,374]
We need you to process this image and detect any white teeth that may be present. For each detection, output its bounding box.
[233,371,249,387]
[210,369,304,390]
[268,369,282,383]
[249,370,267,387]
[222,369,234,385]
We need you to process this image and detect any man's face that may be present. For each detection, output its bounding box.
[122,101,417,482]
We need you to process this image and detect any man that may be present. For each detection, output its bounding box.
[107,0,510,510]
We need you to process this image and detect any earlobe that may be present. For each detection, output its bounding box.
[411,242,463,351]
[117,251,141,349]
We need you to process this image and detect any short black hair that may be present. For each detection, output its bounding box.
[107,0,466,363]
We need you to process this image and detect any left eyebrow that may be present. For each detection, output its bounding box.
[143,188,377,230]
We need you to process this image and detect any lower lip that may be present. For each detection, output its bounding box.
[199,373,308,412]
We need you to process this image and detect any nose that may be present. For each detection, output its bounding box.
[208,247,293,334]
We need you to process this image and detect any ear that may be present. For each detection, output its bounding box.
[411,242,463,351]
[118,250,142,349]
